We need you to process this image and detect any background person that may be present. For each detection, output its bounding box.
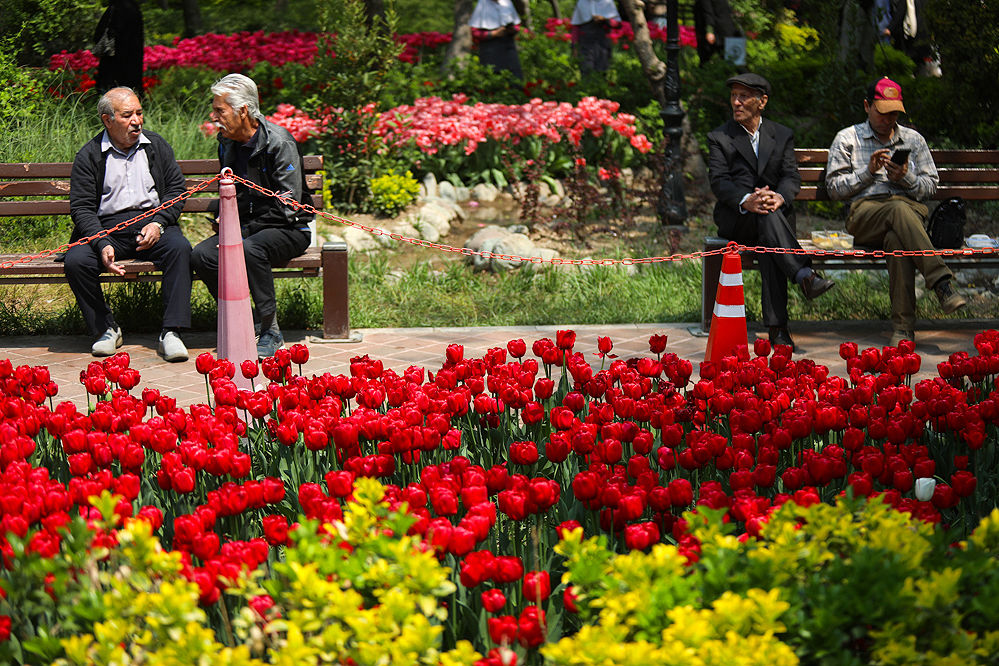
[191,73,313,359]
[93,0,145,95]
[571,0,621,75]
[707,73,834,352]
[826,77,965,348]
[66,87,191,361]
[693,0,738,66]
[469,0,523,80]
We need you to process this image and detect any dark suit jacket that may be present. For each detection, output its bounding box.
[707,118,800,244]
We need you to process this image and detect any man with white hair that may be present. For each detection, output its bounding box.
[191,73,313,359]
[67,86,192,361]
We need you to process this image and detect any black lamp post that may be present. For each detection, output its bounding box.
[657,0,687,226]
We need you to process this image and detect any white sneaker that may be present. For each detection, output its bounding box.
[158,330,189,362]
[91,326,123,357]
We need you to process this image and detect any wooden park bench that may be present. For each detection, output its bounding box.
[698,148,999,333]
[0,156,354,340]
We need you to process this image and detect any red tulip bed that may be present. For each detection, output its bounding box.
[1,329,998,662]
[47,23,697,76]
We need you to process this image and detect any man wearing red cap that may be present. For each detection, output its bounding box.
[708,72,834,353]
[827,77,965,348]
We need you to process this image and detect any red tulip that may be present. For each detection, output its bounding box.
[481,589,507,613]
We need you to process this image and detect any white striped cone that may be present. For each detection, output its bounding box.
[217,176,256,392]
[704,250,748,363]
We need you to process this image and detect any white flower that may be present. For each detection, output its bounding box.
[914,477,936,501]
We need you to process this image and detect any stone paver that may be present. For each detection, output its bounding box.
[2,319,993,409]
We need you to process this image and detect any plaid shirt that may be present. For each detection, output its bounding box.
[826,121,938,203]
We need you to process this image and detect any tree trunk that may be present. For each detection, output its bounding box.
[618,0,667,105]
[512,0,531,31]
[181,0,203,38]
[442,0,475,74]
[547,0,561,20]
[364,0,386,26]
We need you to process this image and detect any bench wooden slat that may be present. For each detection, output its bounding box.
[0,181,73,196]
[0,163,73,178]
[0,194,323,216]
[799,168,999,184]
[1,157,326,179]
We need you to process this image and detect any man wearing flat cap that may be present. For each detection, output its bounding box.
[826,77,964,348]
[708,72,834,352]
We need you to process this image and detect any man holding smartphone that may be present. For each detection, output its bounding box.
[826,77,965,348]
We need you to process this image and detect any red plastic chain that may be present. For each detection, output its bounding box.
[0,176,222,270]
[8,172,997,268]
[230,175,999,264]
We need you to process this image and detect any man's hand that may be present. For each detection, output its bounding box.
[884,156,908,182]
[135,222,162,251]
[101,245,125,276]
[742,186,784,214]
[869,148,891,176]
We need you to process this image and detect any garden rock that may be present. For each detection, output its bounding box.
[414,217,441,243]
[455,186,471,202]
[383,219,421,243]
[438,181,458,202]
[420,173,438,200]
[425,195,467,221]
[416,200,455,238]
[528,247,562,271]
[471,183,500,202]
[335,227,381,253]
[465,224,541,272]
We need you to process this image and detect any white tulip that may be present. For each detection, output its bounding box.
[914,477,936,501]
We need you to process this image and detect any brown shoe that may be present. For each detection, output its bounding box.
[800,271,835,300]
[934,279,966,314]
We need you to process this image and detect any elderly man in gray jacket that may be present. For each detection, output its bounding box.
[191,74,314,359]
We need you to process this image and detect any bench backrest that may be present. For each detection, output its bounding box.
[0,156,324,217]
[796,149,999,202]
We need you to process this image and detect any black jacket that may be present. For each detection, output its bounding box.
[707,118,801,243]
[214,118,314,235]
[69,129,185,252]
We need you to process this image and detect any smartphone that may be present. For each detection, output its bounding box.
[890,148,910,165]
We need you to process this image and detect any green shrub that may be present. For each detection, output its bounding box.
[368,169,420,217]
[549,496,999,665]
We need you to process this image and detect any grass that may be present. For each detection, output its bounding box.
[0,94,213,163]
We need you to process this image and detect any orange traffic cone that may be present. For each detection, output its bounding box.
[704,249,748,364]
[217,174,257,391]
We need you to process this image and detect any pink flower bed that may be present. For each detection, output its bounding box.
[373,95,653,155]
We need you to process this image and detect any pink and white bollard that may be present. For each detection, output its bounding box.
[216,171,257,391]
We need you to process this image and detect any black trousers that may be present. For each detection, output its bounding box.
[191,226,310,326]
[65,211,193,336]
[720,210,810,328]
[577,22,612,74]
[478,33,523,80]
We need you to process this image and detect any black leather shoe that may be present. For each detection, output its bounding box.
[800,271,835,300]
[769,327,796,353]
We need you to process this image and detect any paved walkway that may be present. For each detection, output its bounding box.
[3,320,994,409]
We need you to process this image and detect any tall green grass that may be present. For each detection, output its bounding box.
[0,94,213,163]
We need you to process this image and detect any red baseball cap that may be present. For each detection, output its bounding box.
[871,77,905,113]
